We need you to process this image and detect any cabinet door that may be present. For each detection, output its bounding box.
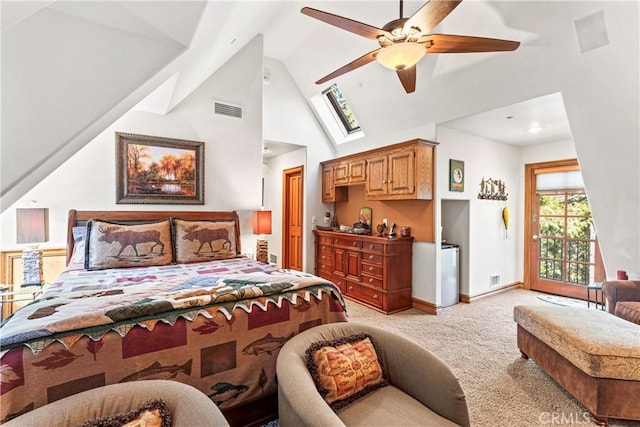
[348,159,366,184]
[345,250,361,281]
[365,156,388,197]
[322,165,335,202]
[332,248,347,277]
[388,150,415,196]
[334,162,349,185]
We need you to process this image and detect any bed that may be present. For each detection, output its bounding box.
[0,210,348,426]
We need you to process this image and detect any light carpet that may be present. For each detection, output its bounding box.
[346,288,639,427]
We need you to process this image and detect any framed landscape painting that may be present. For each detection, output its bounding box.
[116,132,204,204]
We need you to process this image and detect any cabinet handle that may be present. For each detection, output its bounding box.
[373,294,379,300]
[369,244,374,249]
[389,180,393,183]
[348,286,354,291]
[383,180,387,183]
[369,267,374,272]
[369,278,374,283]
[338,281,342,286]
[322,255,326,260]
[369,255,374,260]
[321,265,325,269]
[353,242,358,247]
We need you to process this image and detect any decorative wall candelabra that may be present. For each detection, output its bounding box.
[478,178,508,201]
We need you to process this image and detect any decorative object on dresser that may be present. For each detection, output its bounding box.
[115,132,204,205]
[16,207,49,286]
[253,209,272,263]
[314,230,413,313]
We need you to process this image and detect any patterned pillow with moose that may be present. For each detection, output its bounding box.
[85,219,174,270]
[173,218,238,264]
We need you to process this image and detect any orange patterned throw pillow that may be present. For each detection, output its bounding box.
[305,333,388,410]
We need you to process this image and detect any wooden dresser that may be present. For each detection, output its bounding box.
[314,230,413,314]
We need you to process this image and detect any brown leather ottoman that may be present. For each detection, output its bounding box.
[616,301,640,325]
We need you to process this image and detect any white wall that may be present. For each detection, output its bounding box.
[1,36,265,255]
[436,126,521,298]
[262,57,336,272]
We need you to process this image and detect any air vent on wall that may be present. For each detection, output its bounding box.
[213,101,243,119]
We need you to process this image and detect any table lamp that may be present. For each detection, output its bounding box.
[253,210,272,264]
[16,208,49,286]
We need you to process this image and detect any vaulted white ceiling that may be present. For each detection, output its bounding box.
[1,1,636,210]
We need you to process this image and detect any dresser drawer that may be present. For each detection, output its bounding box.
[362,253,383,265]
[318,244,333,254]
[317,262,333,275]
[361,273,383,289]
[318,252,333,265]
[334,237,362,249]
[318,235,333,245]
[362,242,384,253]
[361,263,383,277]
[347,282,383,309]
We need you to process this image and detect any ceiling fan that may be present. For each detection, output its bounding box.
[301,0,520,93]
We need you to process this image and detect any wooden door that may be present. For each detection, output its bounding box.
[388,149,415,196]
[525,160,605,299]
[282,166,303,270]
[365,156,387,196]
[333,248,347,277]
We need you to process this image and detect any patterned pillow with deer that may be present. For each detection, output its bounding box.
[173,218,238,263]
[85,219,174,270]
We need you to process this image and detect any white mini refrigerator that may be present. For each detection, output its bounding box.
[441,244,459,307]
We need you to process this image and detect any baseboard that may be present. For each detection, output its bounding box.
[411,297,440,315]
[460,282,523,303]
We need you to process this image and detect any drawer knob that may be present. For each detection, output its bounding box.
[373,294,379,299]
[369,255,374,260]
[369,278,374,283]
[353,242,358,247]
[348,286,354,291]
[369,267,374,272]
[321,265,325,269]
[322,255,326,259]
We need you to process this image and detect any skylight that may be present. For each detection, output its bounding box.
[323,84,360,135]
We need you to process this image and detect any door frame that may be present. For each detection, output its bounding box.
[524,158,604,297]
[282,166,304,270]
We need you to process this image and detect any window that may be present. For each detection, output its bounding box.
[323,84,360,135]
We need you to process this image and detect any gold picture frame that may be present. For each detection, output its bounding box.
[116,132,204,204]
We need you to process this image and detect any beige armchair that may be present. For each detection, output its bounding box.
[4,380,229,426]
[276,322,470,427]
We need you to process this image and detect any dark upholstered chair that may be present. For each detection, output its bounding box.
[4,380,229,426]
[276,322,470,427]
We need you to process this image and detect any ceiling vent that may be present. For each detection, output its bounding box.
[213,101,243,119]
[574,10,609,54]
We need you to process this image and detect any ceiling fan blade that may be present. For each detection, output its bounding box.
[316,48,381,84]
[396,66,417,93]
[302,7,392,40]
[404,0,462,35]
[420,34,520,53]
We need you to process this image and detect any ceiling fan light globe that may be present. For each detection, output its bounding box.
[376,43,425,71]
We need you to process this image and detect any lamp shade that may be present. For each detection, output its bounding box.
[16,208,49,244]
[376,43,426,70]
[253,210,272,235]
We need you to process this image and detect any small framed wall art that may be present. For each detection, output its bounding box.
[449,159,465,192]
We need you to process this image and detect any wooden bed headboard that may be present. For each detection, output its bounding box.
[66,209,241,265]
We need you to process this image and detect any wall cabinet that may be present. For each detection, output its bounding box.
[321,164,348,203]
[320,139,436,202]
[314,230,413,314]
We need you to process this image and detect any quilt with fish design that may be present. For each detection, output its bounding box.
[0,256,348,423]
